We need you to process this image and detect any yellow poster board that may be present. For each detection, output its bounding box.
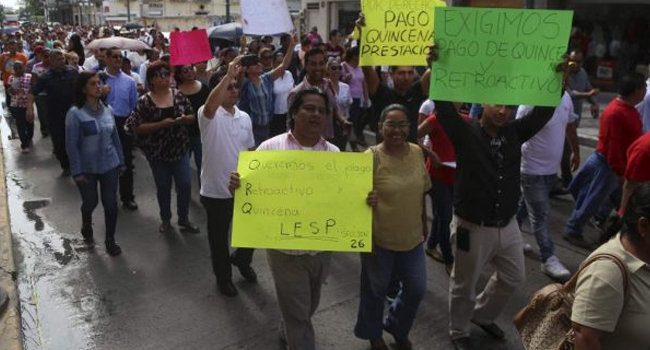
[232,151,373,252]
[359,0,446,66]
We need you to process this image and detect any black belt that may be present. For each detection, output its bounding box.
[460,216,511,228]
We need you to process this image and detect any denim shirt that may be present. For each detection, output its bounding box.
[65,103,125,177]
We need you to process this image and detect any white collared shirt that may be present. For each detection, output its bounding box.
[198,105,255,199]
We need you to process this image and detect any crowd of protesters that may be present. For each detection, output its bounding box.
[1,16,649,350]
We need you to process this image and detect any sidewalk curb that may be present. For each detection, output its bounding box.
[0,130,23,350]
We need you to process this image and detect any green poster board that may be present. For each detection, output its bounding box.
[429,7,573,107]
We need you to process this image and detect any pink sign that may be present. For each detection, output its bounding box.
[170,29,212,66]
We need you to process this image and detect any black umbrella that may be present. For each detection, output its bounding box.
[207,22,242,43]
[122,22,143,30]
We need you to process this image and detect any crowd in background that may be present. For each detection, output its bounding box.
[0,17,649,350]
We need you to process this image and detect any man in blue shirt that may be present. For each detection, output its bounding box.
[102,47,139,210]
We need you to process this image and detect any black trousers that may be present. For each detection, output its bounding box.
[49,113,69,170]
[115,117,135,202]
[200,196,254,283]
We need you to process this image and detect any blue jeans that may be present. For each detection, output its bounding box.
[188,135,202,184]
[76,167,119,241]
[517,174,556,262]
[148,153,192,223]
[565,152,619,238]
[354,244,426,341]
[427,177,454,264]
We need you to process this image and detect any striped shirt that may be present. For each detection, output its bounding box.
[257,131,339,255]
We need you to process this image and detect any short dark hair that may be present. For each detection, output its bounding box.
[146,61,171,84]
[621,182,650,245]
[329,29,339,39]
[73,71,99,108]
[618,73,646,97]
[379,104,408,124]
[344,46,359,62]
[304,47,325,65]
[287,87,330,130]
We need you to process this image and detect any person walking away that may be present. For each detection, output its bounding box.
[7,61,34,153]
[355,104,431,350]
[102,47,139,210]
[65,71,124,256]
[564,73,646,249]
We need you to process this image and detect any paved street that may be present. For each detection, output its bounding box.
[0,99,606,350]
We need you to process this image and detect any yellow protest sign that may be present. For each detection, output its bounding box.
[360,0,446,66]
[232,151,373,252]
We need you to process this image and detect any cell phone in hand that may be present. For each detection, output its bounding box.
[241,55,259,67]
[456,227,470,252]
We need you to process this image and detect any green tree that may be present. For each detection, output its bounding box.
[0,5,6,23]
[21,0,44,19]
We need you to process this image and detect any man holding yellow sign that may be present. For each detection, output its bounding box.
[230,87,372,350]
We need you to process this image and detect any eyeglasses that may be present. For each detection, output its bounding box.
[383,122,410,129]
[154,70,170,78]
[300,104,327,115]
[329,66,341,71]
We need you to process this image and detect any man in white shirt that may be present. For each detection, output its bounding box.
[198,56,257,297]
[515,91,580,281]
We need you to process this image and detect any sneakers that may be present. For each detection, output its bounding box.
[541,255,571,281]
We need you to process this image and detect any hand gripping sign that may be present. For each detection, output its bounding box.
[232,151,373,252]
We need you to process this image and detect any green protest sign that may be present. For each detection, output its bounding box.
[429,7,573,106]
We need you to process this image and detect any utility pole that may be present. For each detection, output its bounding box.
[225,0,230,23]
[126,0,130,22]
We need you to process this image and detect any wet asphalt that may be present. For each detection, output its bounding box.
[0,106,602,350]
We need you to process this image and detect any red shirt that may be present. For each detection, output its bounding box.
[425,113,470,185]
[625,131,650,182]
[596,99,643,176]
